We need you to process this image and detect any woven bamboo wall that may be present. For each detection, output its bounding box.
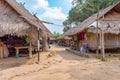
[78,33,120,50]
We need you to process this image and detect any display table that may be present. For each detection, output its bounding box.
[14,46,30,58]
[14,45,43,58]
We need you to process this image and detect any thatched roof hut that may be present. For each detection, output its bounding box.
[62,1,120,50]
[0,0,53,38]
[0,0,54,54]
[66,1,120,35]
[57,32,72,47]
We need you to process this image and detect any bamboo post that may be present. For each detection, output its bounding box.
[29,30,33,59]
[101,16,105,61]
[101,29,105,60]
[100,31,102,53]
[29,41,32,58]
[96,7,99,56]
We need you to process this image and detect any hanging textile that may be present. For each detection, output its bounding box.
[77,32,85,40]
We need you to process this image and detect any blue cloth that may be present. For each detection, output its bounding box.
[83,43,88,49]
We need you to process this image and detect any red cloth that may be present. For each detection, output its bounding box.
[77,32,85,39]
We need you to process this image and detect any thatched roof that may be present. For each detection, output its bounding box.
[39,21,54,38]
[57,27,77,40]
[0,23,30,36]
[64,1,120,36]
[57,34,71,40]
[5,0,43,29]
[0,0,53,37]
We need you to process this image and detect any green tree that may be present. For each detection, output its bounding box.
[63,19,72,32]
[53,31,61,38]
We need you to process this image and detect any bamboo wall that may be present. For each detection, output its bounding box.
[104,33,120,48]
[78,33,97,50]
[78,33,120,50]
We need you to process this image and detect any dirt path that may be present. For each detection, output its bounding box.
[0,45,120,80]
[53,46,86,61]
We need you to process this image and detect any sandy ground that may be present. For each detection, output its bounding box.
[0,45,120,80]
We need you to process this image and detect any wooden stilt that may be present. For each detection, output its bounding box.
[15,48,19,58]
[101,30,105,61]
[100,31,102,53]
[29,42,32,58]
[28,29,33,59]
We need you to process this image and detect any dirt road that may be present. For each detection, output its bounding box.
[0,45,120,80]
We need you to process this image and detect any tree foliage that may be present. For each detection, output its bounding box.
[63,0,119,33]
[53,31,61,38]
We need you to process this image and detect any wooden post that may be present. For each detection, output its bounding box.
[101,30,105,60]
[29,41,32,58]
[29,30,33,59]
[16,48,19,58]
[100,31,102,52]
[101,16,105,61]
[37,27,40,63]
[96,8,99,56]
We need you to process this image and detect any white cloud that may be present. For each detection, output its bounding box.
[41,7,67,21]
[69,0,73,3]
[32,0,67,21]
[33,0,48,9]
[31,0,68,33]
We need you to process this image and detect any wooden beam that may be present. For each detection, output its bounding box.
[102,19,120,21]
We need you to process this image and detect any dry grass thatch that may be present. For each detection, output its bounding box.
[58,27,77,40]
[5,0,43,29]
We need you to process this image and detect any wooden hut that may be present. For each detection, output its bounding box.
[0,0,53,58]
[63,2,120,51]
[57,33,71,47]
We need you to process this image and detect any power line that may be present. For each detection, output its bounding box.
[42,20,64,27]
[49,23,64,27]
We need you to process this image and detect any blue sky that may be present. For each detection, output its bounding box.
[16,0,73,34]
